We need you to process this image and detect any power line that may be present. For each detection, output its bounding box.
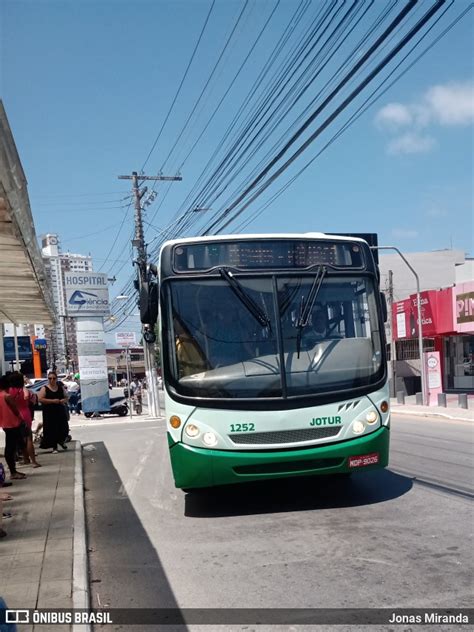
[198,0,373,221]
[33,190,130,198]
[207,0,447,234]
[161,0,330,232]
[97,199,134,272]
[106,0,462,318]
[140,0,216,172]
[159,0,250,173]
[235,0,465,233]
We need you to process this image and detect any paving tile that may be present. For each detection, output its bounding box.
[0,551,44,570]
[48,526,74,539]
[5,564,42,585]
[41,549,73,581]
[0,443,77,618]
[48,518,74,530]
[0,538,47,555]
[0,581,39,609]
[45,536,73,554]
[36,579,72,608]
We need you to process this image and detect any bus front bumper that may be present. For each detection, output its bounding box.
[168,426,390,489]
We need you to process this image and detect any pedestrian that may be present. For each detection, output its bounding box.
[0,463,12,539]
[38,371,69,453]
[0,375,27,480]
[8,372,41,468]
[63,374,80,414]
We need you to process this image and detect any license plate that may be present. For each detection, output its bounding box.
[348,452,380,468]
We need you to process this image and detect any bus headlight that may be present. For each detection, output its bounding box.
[202,432,217,447]
[185,423,200,438]
[365,410,378,424]
[352,420,365,435]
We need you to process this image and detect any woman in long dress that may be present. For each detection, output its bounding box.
[38,372,69,453]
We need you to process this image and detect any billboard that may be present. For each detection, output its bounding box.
[76,317,110,413]
[3,336,33,361]
[115,332,137,347]
[393,288,454,340]
[453,281,474,333]
[65,272,110,317]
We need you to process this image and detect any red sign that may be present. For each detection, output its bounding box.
[348,453,380,468]
[392,288,454,340]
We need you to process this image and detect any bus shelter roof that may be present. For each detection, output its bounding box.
[0,101,55,325]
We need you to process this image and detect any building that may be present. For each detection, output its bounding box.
[41,233,93,372]
[106,347,145,384]
[379,250,473,395]
[392,281,473,394]
[379,249,471,300]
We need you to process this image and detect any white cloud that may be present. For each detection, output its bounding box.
[375,103,412,129]
[425,82,474,125]
[425,206,448,218]
[375,81,474,155]
[387,132,435,155]
[391,228,419,239]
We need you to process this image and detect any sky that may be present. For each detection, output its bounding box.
[1,0,473,339]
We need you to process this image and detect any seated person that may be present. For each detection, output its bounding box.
[298,307,331,350]
[175,318,209,378]
[312,307,329,339]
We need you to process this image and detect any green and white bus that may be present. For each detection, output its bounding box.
[158,233,390,490]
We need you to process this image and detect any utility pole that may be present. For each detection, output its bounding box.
[118,171,182,418]
[372,246,426,406]
[387,270,396,398]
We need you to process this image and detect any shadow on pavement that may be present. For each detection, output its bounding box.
[184,468,412,518]
[83,441,188,631]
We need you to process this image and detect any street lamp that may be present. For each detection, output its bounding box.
[372,246,427,406]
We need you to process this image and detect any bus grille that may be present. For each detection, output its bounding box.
[234,458,343,475]
[229,426,342,445]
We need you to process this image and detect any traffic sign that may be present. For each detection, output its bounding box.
[115,332,137,347]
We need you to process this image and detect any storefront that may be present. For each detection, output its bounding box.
[393,281,474,393]
[443,281,474,391]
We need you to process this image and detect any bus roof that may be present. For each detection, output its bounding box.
[159,232,372,254]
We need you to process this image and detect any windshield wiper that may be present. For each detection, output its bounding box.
[219,268,271,329]
[296,265,327,358]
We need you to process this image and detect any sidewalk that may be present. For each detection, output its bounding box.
[0,439,87,632]
[390,395,474,422]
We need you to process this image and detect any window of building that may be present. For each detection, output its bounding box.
[395,338,435,360]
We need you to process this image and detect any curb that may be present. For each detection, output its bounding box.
[72,440,91,632]
[391,407,473,422]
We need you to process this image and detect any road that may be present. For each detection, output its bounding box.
[72,413,473,631]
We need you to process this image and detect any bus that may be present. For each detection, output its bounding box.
[158,233,389,490]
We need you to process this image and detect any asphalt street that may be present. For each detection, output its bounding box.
[73,413,473,631]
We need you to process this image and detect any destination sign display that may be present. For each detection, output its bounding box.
[173,240,365,272]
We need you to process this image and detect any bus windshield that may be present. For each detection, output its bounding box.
[166,273,383,400]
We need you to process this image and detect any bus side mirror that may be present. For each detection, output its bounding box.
[140,281,159,325]
[380,293,388,323]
